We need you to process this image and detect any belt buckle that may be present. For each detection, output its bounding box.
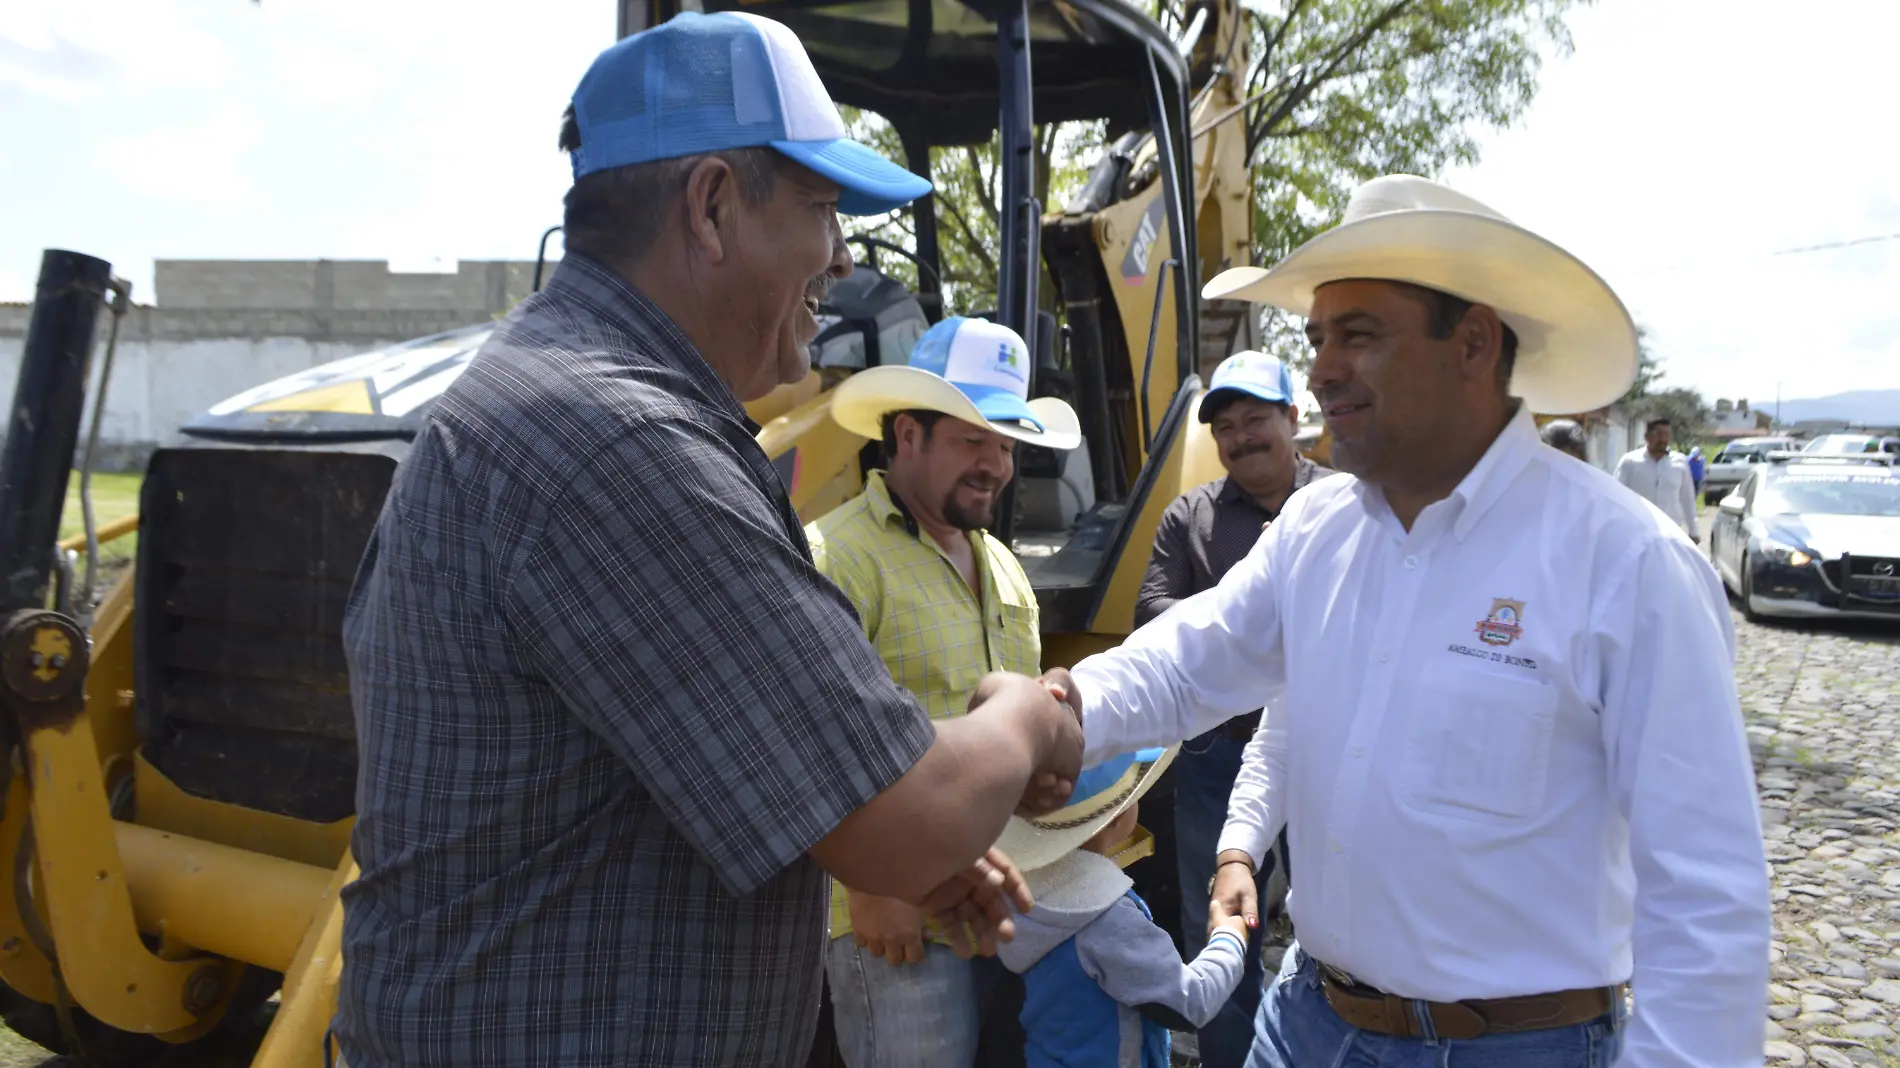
[1319,962,1362,989]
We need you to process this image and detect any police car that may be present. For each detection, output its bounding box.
[1709,455,1900,622]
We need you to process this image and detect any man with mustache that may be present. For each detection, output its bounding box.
[337,17,1083,1068]
[1043,174,1770,1067]
[809,316,1085,1067]
[1134,350,1333,1068]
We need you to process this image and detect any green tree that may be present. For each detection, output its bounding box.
[844,0,1585,336]
[1628,387,1711,444]
[839,112,1099,313]
[1620,323,1663,405]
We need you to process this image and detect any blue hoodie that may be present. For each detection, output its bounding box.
[998,851,1247,1068]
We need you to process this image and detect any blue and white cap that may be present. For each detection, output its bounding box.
[830,316,1083,450]
[568,11,932,216]
[1201,350,1295,423]
[995,745,1177,873]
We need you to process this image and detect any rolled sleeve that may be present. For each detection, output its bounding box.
[509,418,935,895]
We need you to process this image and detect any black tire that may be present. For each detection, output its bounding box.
[1739,553,1766,624]
[0,969,279,1068]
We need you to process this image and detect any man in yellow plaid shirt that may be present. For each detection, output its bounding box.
[810,316,1084,1067]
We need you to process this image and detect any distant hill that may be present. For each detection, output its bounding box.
[1767,389,1900,427]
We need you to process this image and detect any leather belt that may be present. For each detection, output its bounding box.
[1316,960,1625,1041]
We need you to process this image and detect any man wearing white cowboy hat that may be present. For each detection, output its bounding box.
[811,315,1082,1067]
[1043,174,1770,1067]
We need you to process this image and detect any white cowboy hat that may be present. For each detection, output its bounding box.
[830,316,1083,450]
[1203,174,1638,416]
[996,745,1177,873]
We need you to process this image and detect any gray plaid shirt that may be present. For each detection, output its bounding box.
[337,254,935,1067]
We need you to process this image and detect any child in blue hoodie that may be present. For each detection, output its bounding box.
[996,747,1249,1068]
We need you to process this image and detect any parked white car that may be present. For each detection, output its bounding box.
[1702,436,1798,505]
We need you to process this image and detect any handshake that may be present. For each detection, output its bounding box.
[876,668,1088,961]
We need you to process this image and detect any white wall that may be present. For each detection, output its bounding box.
[0,333,403,470]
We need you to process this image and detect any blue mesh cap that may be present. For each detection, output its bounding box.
[568,11,932,216]
[1201,349,1295,423]
[1068,748,1168,807]
[907,316,1042,431]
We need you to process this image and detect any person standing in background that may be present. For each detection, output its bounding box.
[1616,417,1699,540]
[1539,418,1590,463]
[1135,350,1334,1068]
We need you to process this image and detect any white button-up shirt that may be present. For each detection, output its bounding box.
[1072,407,1769,1068]
[1615,447,1699,538]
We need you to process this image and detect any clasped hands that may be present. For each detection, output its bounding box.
[857,668,1086,962]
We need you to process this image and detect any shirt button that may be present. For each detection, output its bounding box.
[1403,555,1418,570]
[1351,745,1365,757]
[1330,840,1342,853]
[1378,652,1390,664]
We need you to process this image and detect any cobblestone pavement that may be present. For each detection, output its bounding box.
[1742,606,1900,1066]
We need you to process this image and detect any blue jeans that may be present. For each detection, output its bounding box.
[1247,944,1627,1067]
[825,936,981,1068]
[1175,725,1278,1068]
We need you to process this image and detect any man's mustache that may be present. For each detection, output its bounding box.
[1225,442,1273,462]
[806,274,834,303]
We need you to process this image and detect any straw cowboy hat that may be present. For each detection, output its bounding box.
[996,745,1177,873]
[1203,174,1638,415]
[830,316,1083,450]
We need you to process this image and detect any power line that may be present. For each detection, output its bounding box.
[1770,231,1900,256]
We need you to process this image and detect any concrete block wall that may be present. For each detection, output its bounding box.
[0,258,542,471]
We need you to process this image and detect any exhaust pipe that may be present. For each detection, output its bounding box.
[0,249,112,614]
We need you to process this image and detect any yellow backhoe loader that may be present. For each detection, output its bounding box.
[0,0,1280,1062]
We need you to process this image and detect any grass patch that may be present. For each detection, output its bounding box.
[57,469,142,574]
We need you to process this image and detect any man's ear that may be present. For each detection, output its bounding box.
[682,156,736,265]
[1462,305,1505,385]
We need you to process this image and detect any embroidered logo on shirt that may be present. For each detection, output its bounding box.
[1474,598,1525,646]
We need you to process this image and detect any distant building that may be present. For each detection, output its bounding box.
[0,257,539,470]
[1708,398,1773,439]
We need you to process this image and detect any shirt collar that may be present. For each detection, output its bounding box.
[1349,402,1539,541]
[542,253,749,427]
[1448,403,1540,541]
[864,470,912,533]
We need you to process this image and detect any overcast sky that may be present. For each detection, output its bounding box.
[3,0,1895,406]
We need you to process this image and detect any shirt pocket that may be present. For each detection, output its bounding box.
[991,598,1042,676]
[1401,667,1559,822]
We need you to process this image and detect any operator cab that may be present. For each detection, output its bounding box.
[671,0,1206,627]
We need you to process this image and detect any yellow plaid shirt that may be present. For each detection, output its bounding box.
[806,470,1042,944]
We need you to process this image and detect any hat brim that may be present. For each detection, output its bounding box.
[1198,383,1294,423]
[773,138,933,216]
[1202,210,1637,416]
[996,746,1177,873]
[830,365,1083,450]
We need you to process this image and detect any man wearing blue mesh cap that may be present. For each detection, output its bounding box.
[337,13,1085,1068]
[1134,350,1332,1068]
[809,317,1082,1067]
